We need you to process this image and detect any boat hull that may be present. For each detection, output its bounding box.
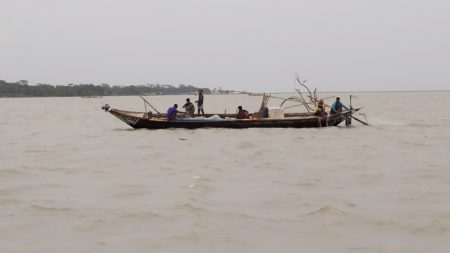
[108,109,352,129]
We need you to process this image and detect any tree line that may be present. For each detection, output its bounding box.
[0,80,211,97]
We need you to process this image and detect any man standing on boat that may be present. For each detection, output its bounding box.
[330,97,349,114]
[167,104,183,120]
[195,89,205,115]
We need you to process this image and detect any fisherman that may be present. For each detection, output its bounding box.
[167,104,183,120]
[314,99,327,117]
[236,106,250,119]
[330,97,349,115]
[195,89,205,115]
[183,98,195,117]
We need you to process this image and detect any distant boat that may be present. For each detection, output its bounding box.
[81,96,102,98]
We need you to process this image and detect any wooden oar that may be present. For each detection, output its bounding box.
[350,115,369,125]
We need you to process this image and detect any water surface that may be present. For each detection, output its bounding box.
[1,92,450,253]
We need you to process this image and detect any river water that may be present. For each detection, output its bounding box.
[1,92,449,253]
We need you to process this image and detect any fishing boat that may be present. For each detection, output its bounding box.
[81,95,102,98]
[102,79,368,129]
[103,107,359,129]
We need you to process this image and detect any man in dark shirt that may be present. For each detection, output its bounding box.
[236,106,249,119]
[195,89,205,115]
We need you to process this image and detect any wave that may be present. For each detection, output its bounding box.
[305,205,349,216]
[26,204,80,216]
[412,222,450,234]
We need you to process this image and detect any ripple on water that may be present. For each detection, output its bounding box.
[412,222,450,234]
[0,168,31,177]
[111,184,153,198]
[26,204,80,217]
[306,206,349,216]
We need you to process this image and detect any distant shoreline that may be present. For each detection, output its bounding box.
[322,89,449,93]
[253,90,450,95]
[0,80,211,98]
[1,90,449,99]
[1,80,448,98]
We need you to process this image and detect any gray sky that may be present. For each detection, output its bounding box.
[1,0,449,92]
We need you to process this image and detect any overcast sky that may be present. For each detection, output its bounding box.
[1,0,449,92]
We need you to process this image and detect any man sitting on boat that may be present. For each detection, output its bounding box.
[330,97,349,115]
[236,106,250,119]
[183,98,195,117]
[167,104,183,120]
[314,99,327,117]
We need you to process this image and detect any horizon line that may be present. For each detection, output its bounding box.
[2,79,449,93]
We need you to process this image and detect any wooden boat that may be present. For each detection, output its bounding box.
[102,82,368,129]
[104,107,358,129]
[81,96,102,98]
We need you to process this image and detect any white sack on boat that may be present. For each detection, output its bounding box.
[268,107,284,119]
